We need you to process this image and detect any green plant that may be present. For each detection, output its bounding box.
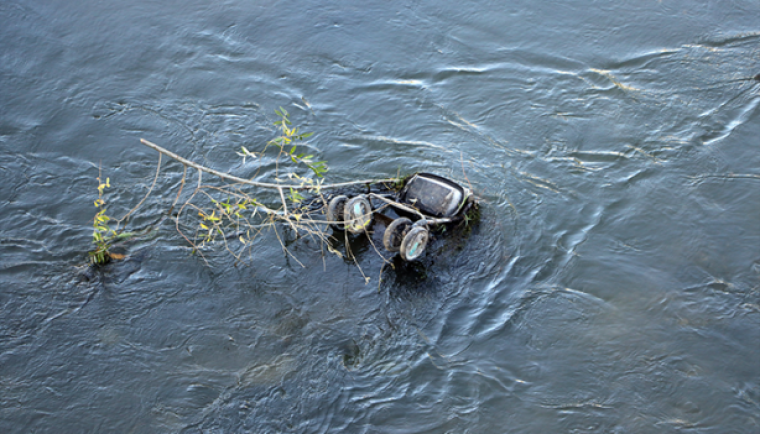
[187,110,334,261]
[90,175,117,265]
[462,202,480,231]
[239,107,328,178]
[272,107,327,178]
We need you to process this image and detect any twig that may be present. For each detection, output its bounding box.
[277,186,300,235]
[272,223,306,268]
[116,153,162,230]
[277,187,289,215]
[176,168,209,266]
[169,164,187,214]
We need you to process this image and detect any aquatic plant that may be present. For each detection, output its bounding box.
[89,174,116,265]
[89,174,139,265]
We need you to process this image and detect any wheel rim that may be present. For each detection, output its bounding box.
[400,226,429,261]
[345,197,372,234]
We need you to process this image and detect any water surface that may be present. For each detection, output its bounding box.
[1,1,759,433]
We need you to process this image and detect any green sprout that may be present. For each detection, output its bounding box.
[267,107,327,178]
[90,176,117,265]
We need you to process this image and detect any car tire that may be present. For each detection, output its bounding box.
[383,218,412,252]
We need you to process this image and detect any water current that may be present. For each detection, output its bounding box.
[2,1,759,433]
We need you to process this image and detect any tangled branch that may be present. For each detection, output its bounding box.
[131,109,400,268]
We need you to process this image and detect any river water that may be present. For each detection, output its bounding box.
[2,1,759,433]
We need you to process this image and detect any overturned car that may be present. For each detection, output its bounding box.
[326,173,476,261]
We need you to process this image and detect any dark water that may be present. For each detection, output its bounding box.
[2,1,760,433]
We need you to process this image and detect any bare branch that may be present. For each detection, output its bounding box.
[140,139,397,190]
[116,153,162,229]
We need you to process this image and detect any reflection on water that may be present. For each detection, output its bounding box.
[2,0,760,432]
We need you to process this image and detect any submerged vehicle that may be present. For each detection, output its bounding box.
[327,173,475,261]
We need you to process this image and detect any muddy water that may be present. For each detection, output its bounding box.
[1,1,759,433]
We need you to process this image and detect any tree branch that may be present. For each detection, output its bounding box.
[139,139,398,191]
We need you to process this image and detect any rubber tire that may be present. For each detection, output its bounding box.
[400,226,429,261]
[327,195,348,230]
[383,218,412,252]
[345,196,373,234]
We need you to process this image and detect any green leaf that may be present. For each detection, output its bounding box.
[290,145,296,154]
[289,187,304,203]
[301,132,314,139]
[279,106,288,116]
